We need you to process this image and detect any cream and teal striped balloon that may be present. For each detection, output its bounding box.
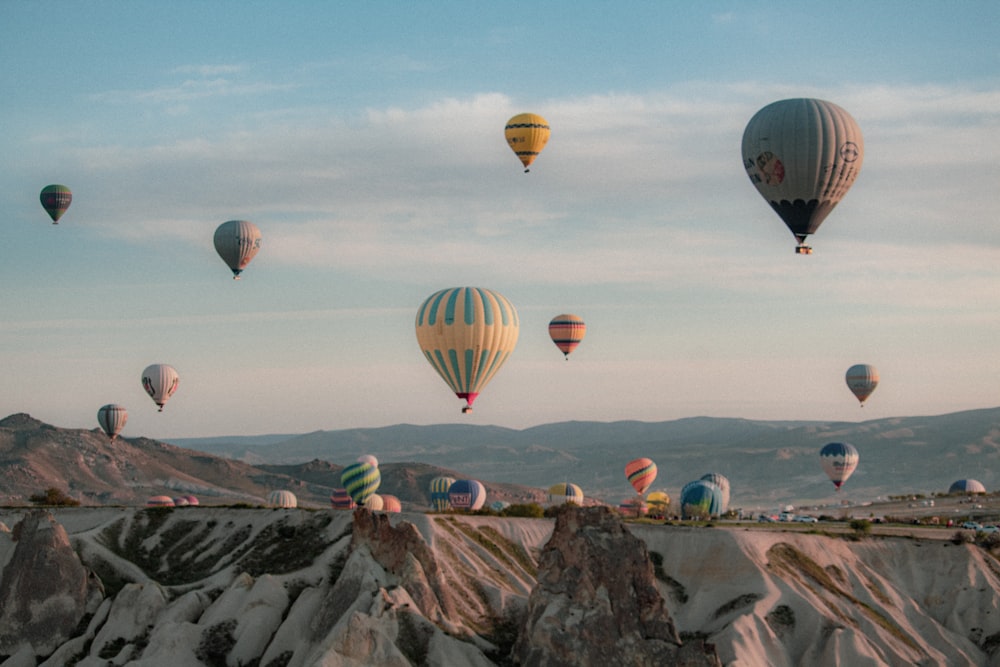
[415,287,519,413]
[429,476,456,511]
[341,461,381,506]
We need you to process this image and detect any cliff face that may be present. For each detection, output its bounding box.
[1,506,999,666]
[515,506,719,666]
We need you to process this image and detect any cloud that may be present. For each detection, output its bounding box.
[62,81,999,309]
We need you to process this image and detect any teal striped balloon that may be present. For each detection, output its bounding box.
[429,476,455,511]
[341,462,381,506]
[415,287,519,412]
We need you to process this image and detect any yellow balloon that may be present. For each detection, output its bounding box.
[415,287,519,413]
[504,113,550,172]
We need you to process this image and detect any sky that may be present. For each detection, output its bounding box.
[1,2,999,440]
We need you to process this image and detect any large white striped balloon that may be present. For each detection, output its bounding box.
[415,287,519,413]
[214,220,262,279]
[742,98,864,253]
[141,364,179,412]
[819,442,859,490]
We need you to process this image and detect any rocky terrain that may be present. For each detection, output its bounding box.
[2,505,1000,666]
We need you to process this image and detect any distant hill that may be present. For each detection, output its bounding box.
[0,414,545,509]
[170,408,1000,510]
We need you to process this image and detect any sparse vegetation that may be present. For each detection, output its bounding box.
[849,519,872,537]
[28,487,80,506]
[766,604,795,633]
[649,551,688,603]
[500,503,544,518]
[713,593,762,619]
[195,619,237,667]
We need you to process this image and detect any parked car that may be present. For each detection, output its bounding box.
[962,521,982,530]
[980,525,1000,534]
[794,516,818,523]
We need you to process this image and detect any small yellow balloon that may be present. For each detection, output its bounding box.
[504,113,550,172]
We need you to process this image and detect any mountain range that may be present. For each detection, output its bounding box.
[3,407,998,510]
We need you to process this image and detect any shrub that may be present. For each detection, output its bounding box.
[500,503,544,518]
[849,519,872,537]
[28,487,80,506]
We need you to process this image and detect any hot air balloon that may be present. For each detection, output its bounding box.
[213,220,262,279]
[366,494,385,511]
[39,184,72,224]
[330,489,357,510]
[341,461,381,506]
[680,480,724,519]
[949,479,986,494]
[141,364,179,412]
[97,404,128,442]
[548,314,586,360]
[357,454,379,468]
[646,491,670,518]
[700,473,731,513]
[625,458,657,496]
[181,495,199,506]
[845,364,879,406]
[741,98,864,254]
[619,498,648,517]
[429,476,455,511]
[448,479,486,511]
[819,442,859,490]
[504,113,550,172]
[415,287,519,413]
[146,495,175,507]
[268,490,298,508]
[548,482,584,505]
[173,497,190,507]
[380,494,402,513]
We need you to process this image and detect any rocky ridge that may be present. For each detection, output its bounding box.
[1,506,999,665]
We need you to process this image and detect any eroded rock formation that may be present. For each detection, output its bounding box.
[515,505,720,667]
[0,511,104,657]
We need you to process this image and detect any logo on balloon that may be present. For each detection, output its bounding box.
[840,141,860,163]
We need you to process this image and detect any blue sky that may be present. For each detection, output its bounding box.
[2,2,999,439]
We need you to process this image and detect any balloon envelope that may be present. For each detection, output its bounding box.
[214,220,262,279]
[39,184,72,223]
[330,489,357,510]
[267,490,297,508]
[357,454,379,468]
[680,480,723,519]
[819,442,859,489]
[845,364,879,405]
[429,476,455,511]
[146,495,175,507]
[504,113,550,171]
[949,479,986,494]
[625,458,657,495]
[341,461,381,506]
[141,364,179,412]
[548,482,584,505]
[700,473,731,512]
[448,479,486,511]
[380,494,402,513]
[548,314,586,359]
[415,287,519,412]
[741,98,864,253]
[97,404,128,441]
